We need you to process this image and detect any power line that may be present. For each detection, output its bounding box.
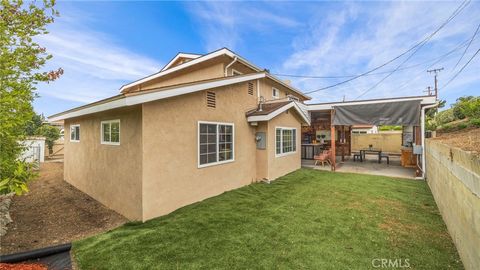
[353,0,470,100]
[452,22,480,70]
[302,0,470,96]
[271,56,455,79]
[273,38,475,80]
[394,37,476,92]
[442,47,480,89]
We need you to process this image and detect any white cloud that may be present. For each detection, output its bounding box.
[36,13,162,104]
[186,2,302,51]
[277,1,480,104]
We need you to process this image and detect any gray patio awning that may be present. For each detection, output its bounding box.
[332,100,421,126]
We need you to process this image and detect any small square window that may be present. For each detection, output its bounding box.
[101,120,120,145]
[272,88,280,99]
[70,125,80,142]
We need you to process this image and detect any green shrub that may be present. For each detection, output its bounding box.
[0,161,38,195]
[458,123,468,130]
[435,109,455,125]
[469,118,480,127]
[379,125,402,131]
[453,96,480,119]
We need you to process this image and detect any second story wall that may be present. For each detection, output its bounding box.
[139,58,225,91]
[258,78,304,103]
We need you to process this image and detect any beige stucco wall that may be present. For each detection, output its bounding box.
[255,122,269,180]
[141,80,305,220]
[265,110,302,180]
[64,106,143,220]
[141,82,259,221]
[426,140,480,270]
[351,133,402,153]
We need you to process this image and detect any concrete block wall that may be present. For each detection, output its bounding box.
[351,133,402,154]
[425,139,480,270]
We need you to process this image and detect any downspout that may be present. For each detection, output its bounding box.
[224,56,238,77]
[420,102,438,179]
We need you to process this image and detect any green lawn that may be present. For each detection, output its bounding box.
[73,169,463,270]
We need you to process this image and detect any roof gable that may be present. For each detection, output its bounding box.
[160,53,202,71]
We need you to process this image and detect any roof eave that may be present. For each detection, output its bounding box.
[49,72,267,122]
[247,102,311,125]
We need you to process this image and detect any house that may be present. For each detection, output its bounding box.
[49,48,311,221]
[351,125,378,134]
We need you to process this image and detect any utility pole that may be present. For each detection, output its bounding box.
[427,68,443,98]
[423,86,432,96]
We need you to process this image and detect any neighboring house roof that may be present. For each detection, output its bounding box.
[160,52,202,71]
[352,125,374,129]
[246,101,311,125]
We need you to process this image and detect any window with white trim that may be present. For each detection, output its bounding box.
[70,124,80,142]
[199,122,234,167]
[272,87,280,99]
[101,120,120,145]
[276,127,296,156]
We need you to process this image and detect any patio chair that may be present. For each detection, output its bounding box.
[352,152,362,162]
[380,153,390,165]
[314,150,331,167]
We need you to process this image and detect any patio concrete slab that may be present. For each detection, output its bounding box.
[302,156,417,179]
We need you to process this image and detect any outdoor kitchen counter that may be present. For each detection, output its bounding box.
[301,144,325,160]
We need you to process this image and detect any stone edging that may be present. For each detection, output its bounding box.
[0,193,14,237]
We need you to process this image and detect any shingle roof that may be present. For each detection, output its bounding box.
[246,101,292,116]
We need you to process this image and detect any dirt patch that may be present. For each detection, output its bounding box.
[0,263,47,270]
[433,127,480,154]
[0,162,127,254]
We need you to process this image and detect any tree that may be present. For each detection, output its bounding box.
[0,0,62,195]
[25,113,45,135]
[452,96,474,119]
[36,124,60,154]
[453,96,480,120]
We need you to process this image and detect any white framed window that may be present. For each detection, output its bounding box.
[198,121,234,168]
[101,120,120,145]
[275,127,297,157]
[70,124,80,142]
[232,69,242,76]
[272,87,280,99]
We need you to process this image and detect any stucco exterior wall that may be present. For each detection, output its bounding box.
[425,140,480,270]
[351,133,402,154]
[266,110,302,180]
[141,82,259,221]
[64,106,143,220]
[255,122,269,180]
[142,61,225,90]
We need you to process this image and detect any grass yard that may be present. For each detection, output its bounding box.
[73,169,462,270]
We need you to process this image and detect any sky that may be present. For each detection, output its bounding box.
[34,1,480,117]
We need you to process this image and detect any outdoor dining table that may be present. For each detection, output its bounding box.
[360,148,382,163]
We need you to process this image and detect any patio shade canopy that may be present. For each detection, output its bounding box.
[332,100,421,126]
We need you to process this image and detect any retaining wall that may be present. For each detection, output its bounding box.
[425,139,480,270]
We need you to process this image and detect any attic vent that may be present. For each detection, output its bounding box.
[206,91,216,108]
[248,82,254,95]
